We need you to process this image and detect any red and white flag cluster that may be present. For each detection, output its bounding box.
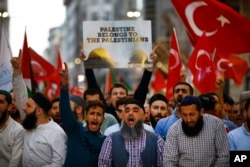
[20,31,63,99]
[170,0,249,93]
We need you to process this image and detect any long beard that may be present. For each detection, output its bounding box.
[120,120,144,139]
[22,110,37,130]
[0,109,8,124]
[182,116,204,137]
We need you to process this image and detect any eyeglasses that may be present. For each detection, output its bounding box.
[174,88,188,93]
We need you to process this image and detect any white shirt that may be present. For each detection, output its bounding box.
[22,120,67,167]
[13,74,28,120]
[104,123,154,136]
[0,116,24,167]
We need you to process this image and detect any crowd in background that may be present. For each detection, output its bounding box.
[0,47,250,167]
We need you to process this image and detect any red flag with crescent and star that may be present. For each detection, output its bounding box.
[214,52,249,85]
[166,28,182,99]
[187,32,216,93]
[171,0,250,54]
[29,47,55,81]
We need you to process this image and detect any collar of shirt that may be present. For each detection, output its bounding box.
[0,116,11,131]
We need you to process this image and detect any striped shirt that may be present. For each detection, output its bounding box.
[99,130,164,167]
[163,114,230,167]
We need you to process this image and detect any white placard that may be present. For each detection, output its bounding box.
[83,20,152,68]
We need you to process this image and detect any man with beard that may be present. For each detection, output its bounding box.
[104,96,154,136]
[10,54,67,166]
[98,98,164,167]
[59,63,106,167]
[0,90,24,167]
[155,82,193,140]
[22,92,67,167]
[163,95,229,167]
[50,95,88,129]
[227,97,250,150]
[148,93,169,129]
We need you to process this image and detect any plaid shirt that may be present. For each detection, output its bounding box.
[98,130,164,167]
[163,114,230,167]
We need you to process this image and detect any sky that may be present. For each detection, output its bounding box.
[8,0,65,57]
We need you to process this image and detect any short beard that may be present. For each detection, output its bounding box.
[120,120,144,139]
[0,109,8,124]
[22,110,37,130]
[182,116,204,137]
[150,115,157,128]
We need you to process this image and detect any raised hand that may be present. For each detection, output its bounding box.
[147,44,159,71]
[59,62,69,87]
[79,43,87,61]
[10,49,22,75]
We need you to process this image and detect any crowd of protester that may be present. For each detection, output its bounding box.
[0,47,250,167]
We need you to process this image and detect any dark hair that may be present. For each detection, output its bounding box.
[173,82,194,95]
[115,96,133,109]
[51,97,60,104]
[83,88,104,102]
[109,82,128,96]
[206,92,220,103]
[149,94,168,106]
[180,95,202,111]
[198,94,215,111]
[85,100,105,114]
[124,98,145,113]
[223,93,234,106]
[245,98,250,110]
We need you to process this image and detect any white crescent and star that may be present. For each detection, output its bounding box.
[185,1,230,37]
[217,58,233,72]
[170,48,180,70]
[195,49,211,71]
[31,60,45,76]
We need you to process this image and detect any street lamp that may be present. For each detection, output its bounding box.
[127,11,141,18]
[0,11,9,18]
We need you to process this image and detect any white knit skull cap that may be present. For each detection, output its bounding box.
[239,91,250,103]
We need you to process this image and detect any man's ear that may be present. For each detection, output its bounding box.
[76,106,83,114]
[200,108,204,115]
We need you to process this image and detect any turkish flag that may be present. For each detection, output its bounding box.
[214,52,249,85]
[171,0,250,54]
[29,47,55,80]
[166,28,182,99]
[70,86,82,97]
[152,68,166,93]
[44,81,57,101]
[187,33,216,93]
